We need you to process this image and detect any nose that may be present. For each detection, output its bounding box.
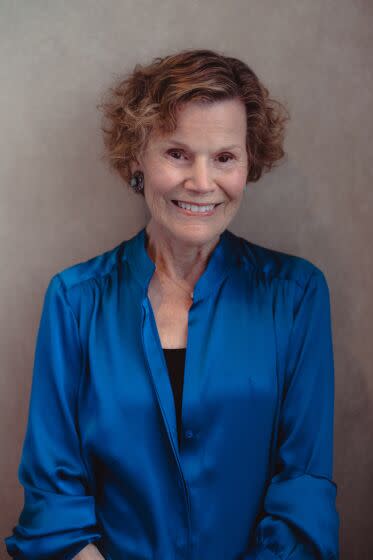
[184,158,215,193]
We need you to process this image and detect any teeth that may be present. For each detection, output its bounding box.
[176,201,216,212]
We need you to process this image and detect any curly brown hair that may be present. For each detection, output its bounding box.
[97,48,290,196]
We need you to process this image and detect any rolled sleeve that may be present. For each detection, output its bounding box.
[5,274,102,559]
[243,271,340,560]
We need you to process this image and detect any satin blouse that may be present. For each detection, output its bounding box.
[4,226,340,559]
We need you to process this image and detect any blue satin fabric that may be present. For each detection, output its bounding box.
[4,226,340,559]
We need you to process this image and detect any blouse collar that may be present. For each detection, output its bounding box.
[123,226,241,303]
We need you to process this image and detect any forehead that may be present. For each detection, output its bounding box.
[149,98,247,151]
[175,98,247,131]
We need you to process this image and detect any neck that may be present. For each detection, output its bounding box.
[145,221,220,284]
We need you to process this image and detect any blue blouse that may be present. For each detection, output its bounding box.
[4,226,340,560]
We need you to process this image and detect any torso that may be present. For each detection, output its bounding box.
[147,272,192,349]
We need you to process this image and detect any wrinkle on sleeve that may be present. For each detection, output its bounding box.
[243,271,340,560]
[5,274,102,559]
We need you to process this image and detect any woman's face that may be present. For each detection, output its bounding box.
[131,97,249,247]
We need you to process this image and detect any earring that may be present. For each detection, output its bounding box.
[130,170,144,192]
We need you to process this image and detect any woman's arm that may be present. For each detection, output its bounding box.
[242,270,340,559]
[4,275,103,558]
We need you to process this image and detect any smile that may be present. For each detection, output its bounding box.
[171,200,222,216]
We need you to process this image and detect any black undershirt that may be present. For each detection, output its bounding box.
[162,347,186,450]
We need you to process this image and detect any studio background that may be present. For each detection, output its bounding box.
[1,1,372,559]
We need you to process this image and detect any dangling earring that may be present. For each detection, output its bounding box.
[130,170,144,193]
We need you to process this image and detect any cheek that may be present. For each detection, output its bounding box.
[224,172,246,201]
[146,165,181,196]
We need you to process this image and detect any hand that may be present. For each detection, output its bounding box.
[73,543,105,559]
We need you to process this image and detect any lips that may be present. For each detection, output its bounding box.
[171,200,221,206]
[170,199,221,218]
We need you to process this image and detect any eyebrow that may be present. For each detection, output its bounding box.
[164,139,242,152]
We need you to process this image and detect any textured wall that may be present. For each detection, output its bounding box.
[1,1,372,558]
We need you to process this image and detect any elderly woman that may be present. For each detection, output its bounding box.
[5,49,339,560]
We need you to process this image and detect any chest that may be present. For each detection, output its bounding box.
[147,275,192,349]
[80,278,281,491]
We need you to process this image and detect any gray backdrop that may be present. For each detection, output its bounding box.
[1,1,372,559]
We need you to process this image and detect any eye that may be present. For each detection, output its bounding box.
[167,149,186,160]
[218,153,235,163]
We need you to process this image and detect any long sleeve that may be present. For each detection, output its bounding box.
[243,270,340,560]
[5,274,102,559]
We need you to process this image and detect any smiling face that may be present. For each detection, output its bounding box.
[131,97,249,247]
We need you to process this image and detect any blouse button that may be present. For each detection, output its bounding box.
[185,430,194,439]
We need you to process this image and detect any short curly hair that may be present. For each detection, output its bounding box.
[97,48,290,196]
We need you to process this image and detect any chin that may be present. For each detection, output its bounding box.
[171,223,224,246]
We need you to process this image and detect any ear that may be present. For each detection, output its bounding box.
[129,160,138,175]
[129,155,144,176]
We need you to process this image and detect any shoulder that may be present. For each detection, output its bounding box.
[231,231,328,290]
[51,230,328,299]
[50,238,128,299]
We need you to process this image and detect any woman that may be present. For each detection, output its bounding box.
[5,49,340,559]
